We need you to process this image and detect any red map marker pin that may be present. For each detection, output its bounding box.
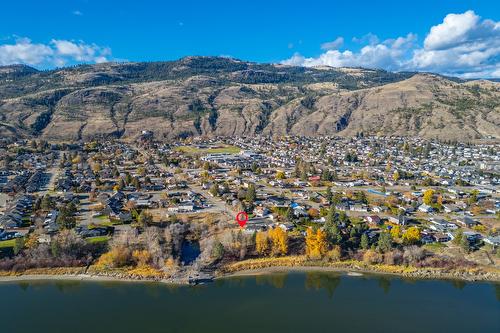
[236,211,248,227]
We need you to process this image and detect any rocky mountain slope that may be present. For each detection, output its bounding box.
[0,57,498,141]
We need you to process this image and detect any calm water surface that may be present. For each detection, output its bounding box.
[0,272,498,333]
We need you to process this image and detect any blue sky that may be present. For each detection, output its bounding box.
[0,0,499,77]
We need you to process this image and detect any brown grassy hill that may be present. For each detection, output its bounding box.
[0,57,498,141]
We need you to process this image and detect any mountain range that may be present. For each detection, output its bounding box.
[0,56,498,141]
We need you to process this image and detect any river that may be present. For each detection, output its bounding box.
[0,272,498,333]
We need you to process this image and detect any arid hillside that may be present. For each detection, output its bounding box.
[0,57,498,141]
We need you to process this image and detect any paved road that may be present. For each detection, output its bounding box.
[38,155,62,195]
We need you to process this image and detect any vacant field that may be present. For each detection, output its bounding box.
[174,145,241,154]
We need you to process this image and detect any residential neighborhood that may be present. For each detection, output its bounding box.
[0,134,499,282]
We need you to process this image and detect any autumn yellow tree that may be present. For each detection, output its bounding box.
[305,228,328,260]
[385,161,392,172]
[423,189,434,205]
[402,227,421,245]
[390,225,401,240]
[393,170,400,182]
[276,170,286,180]
[307,208,319,218]
[471,206,483,216]
[24,233,39,250]
[132,249,151,267]
[96,247,132,269]
[436,194,443,206]
[305,228,317,258]
[255,231,270,256]
[316,229,328,257]
[269,227,288,256]
[200,170,209,180]
[71,155,82,164]
[91,162,102,173]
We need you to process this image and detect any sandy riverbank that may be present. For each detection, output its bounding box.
[221,265,500,282]
[1,262,498,284]
[0,274,177,284]
[219,258,500,282]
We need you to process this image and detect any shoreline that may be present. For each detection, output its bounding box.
[1,262,499,284]
[220,265,500,283]
[0,273,183,284]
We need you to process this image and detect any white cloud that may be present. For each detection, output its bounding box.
[0,37,113,68]
[283,33,416,71]
[321,37,344,50]
[410,10,500,77]
[282,11,500,78]
[72,10,83,16]
[51,39,111,62]
[0,38,53,66]
[352,33,379,45]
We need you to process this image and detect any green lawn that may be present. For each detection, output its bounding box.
[0,239,16,249]
[174,145,241,154]
[86,236,111,244]
[423,242,448,251]
[94,215,111,224]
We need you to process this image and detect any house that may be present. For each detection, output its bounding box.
[463,231,482,243]
[433,233,451,242]
[254,206,270,217]
[443,204,460,213]
[76,226,109,238]
[308,176,320,182]
[421,234,435,244]
[350,204,368,212]
[293,180,308,187]
[365,215,381,225]
[418,204,433,213]
[364,229,380,241]
[110,211,132,223]
[456,216,479,228]
[135,199,152,208]
[429,218,458,231]
[293,207,308,217]
[335,202,350,211]
[388,215,408,226]
[266,197,288,208]
[372,206,387,213]
[278,223,294,231]
[168,201,195,213]
[483,236,500,247]
[43,210,58,230]
[0,212,23,228]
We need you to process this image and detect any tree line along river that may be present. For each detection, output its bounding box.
[0,272,498,333]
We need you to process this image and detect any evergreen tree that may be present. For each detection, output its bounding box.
[13,237,24,255]
[460,235,471,253]
[132,177,141,190]
[56,206,76,229]
[360,233,369,250]
[325,187,333,204]
[41,195,53,211]
[209,184,219,197]
[285,207,294,222]
[246,184,256,203]
[377,232,392,253]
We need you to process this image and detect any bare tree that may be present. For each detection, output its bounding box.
[143,227,164,268]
